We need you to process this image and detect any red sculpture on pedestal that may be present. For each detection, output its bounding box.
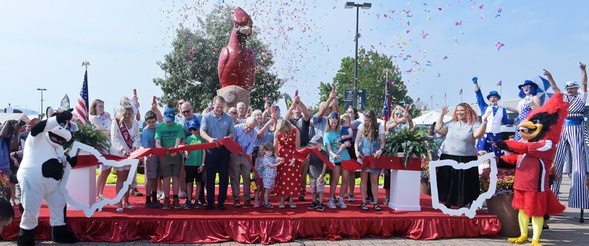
[218,7,256,91]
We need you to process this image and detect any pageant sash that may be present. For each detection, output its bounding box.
[115,117,134,150]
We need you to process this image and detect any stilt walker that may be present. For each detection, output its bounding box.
[544,63,589,223]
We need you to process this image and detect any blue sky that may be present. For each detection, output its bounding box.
[1,0,588,116]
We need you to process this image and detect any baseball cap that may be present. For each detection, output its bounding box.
[188,118,200,130]
[565,81,580,89]
[163,108,175,122]
[309,135,323,145]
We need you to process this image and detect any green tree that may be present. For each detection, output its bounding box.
[318,49,419,117]
[153,5,284,112]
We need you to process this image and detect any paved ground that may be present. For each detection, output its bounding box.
[2,177,587,245]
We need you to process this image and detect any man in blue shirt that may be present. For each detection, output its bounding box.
[473,77,516,156]
[200,96,235,210]
[229,117,257,207]
[1,120,21,202]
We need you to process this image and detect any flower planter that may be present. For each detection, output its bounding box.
[486,194,519,237]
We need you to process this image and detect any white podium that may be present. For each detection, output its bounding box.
[65,165,96,210]
[388,169,421,211]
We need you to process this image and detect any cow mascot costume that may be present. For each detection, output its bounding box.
[494,92,567,246]
[17,109,79,246]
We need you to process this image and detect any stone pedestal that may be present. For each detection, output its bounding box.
[217,85,251,112]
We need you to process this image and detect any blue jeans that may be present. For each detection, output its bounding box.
[206,147,230,205]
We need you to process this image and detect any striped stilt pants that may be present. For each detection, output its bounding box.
[552,124,589,209]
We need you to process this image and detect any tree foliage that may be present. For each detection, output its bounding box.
[317,49,419,117]
[153,5,284,112]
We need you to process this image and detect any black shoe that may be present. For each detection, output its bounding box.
[542,225,551,231]
[374,203,382,211]
[360,202,369,210]
[206,204,215,210]
[52,225,79,243]
[17,228,35,246]
[317,203,325,211]
[308,201,318,210]
[218,204,226,210]
[298,195,306,201]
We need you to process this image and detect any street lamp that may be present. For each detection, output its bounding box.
[345,2,371,109]
[37,88,47,118]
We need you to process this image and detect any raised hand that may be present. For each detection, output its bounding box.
[543,69,552,78]
[581,62,587,70]
[441,104,449,116]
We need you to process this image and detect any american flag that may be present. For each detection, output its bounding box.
[458,89,463,95]
[73,70,89,125]
[381,79,391,122]
[415,97,421,103]
[496,80,502,86]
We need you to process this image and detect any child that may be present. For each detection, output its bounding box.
[253,150,265,208]
[324,112,351,209]
[0,198,14,234]
[306,135,328,211]
[155,108,185,209]
[183,119,206,209]
[262,142,283,209]
[141,111,162,208]
[340,115,354,144]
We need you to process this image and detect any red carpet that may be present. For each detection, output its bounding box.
[2,186,500,244]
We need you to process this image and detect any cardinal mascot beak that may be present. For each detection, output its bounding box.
[517,119,542,140]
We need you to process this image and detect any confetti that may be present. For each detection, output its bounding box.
[455,21,462,26]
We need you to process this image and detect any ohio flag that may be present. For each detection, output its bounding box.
[73,70,89,125]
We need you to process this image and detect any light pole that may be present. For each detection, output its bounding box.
[345,2,371,109]
[37,88,46,118]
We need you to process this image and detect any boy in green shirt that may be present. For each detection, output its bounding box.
[155,108,185,209]
[183,119,206,209]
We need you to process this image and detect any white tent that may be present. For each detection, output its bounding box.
[412,111,452,125]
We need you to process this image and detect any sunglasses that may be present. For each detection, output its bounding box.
[330,112,339,118]
[395,112,403,116]
[521,85,531,89]
[231,111,238,115]
[347,110,354,114]
[182,110,191,114]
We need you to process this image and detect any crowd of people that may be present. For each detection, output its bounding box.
[1,64,588,223]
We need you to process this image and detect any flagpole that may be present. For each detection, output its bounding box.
[500,83,503,106]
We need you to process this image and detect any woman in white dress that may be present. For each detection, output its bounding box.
[110,102,141,212]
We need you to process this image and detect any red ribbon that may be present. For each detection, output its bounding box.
[75,138,260,179]
[293,147,420,172]
[294,147,361,172]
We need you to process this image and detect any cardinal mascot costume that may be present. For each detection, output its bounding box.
[17,110,79,246]
[494,92,567,246]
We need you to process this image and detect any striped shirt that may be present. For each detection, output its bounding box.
[564,91,586,118]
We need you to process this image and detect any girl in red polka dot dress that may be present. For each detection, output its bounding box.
[273,120,301,209]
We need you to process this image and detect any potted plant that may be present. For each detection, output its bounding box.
[0,171,10,200]
[383,127,433,169]
[420,157,431,195]
[64,123,111,153]
[480,167,518,237]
